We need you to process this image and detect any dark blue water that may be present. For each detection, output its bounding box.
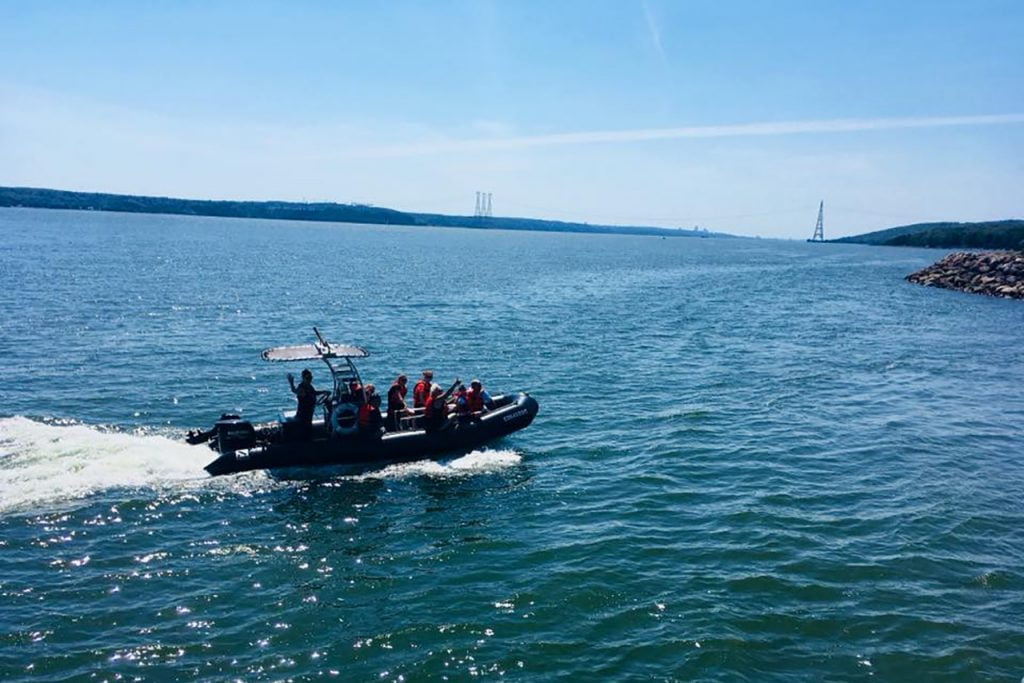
[1,208,1023,680]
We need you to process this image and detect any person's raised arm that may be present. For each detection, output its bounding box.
[442,378,461,401]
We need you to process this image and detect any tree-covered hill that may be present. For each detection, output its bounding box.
[0,186,732,239]
[886,223,1024,249]
[834,220,1024,249]
[0,186,419,226]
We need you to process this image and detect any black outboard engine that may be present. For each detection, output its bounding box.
[212,417,257,454]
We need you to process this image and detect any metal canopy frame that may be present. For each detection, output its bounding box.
[261,327,368,401]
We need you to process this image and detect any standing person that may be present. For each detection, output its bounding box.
[287,369,328,436]
[412,370,434,409]
[386,374,409,431]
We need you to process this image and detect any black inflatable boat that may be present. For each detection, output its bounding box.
[186,329,539,477]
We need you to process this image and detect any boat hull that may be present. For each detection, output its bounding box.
[204,393,538,476]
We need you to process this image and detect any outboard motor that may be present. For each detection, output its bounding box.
[212,417,256,454]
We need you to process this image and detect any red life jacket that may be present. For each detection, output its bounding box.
[466,388,485,412]
[358,403,375,427]
[413,380,430,407]
[424,394,447,418]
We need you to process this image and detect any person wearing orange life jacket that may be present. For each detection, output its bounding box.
[465,379,494,419]
[357,393,383,437]
[412,370,433,409]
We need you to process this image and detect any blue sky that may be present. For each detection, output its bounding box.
[1,1,1022,237]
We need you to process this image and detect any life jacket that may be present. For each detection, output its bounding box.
[425,394,447,418]
[466,388,485,412]
[413,380,430,407]
[358,403,376,428]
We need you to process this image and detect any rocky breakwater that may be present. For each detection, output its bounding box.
[906,251,1024,299]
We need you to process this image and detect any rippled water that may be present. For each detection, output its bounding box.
[1,208,1023,680]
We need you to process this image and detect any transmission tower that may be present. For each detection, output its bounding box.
[809,201,824,242]
[474,191,493,218]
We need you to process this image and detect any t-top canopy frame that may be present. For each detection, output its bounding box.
[261,327,369,362]
[261,328,368,402]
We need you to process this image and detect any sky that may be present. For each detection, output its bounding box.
[1,0,1022,238]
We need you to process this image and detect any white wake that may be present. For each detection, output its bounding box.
[348,448,523,481]
[0,416,212,514]
[0,417,524,513]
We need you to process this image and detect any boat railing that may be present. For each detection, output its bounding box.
[392,405,493,432]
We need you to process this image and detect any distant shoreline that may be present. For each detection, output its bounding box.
[0,186,732,240]
[828,219,1024,250]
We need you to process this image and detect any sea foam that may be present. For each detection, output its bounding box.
[0,417,523,512]
[348,448,523,481]
[0,416,210,514]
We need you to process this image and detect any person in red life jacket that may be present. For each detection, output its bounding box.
[386,374,409,431]
[412,370,433,409]
[358,393,383,437]
[465,379,494,420]
[423,385,451,432]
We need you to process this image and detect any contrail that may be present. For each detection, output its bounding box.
[359,113,1024,158]
[642,1,667,66]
